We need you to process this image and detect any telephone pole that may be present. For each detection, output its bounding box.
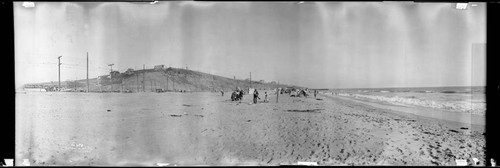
[250,72,252,89]
[108,64,114,91]
[86,52,89,92]
[136,71,139,92]
[143,64,145,92]
[58,56,62,91]
[161,73,166,91]
[276,81,279,103]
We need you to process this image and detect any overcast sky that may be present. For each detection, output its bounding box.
[14,2,486,89]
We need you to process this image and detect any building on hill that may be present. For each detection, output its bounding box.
[98,75,110,85]
[154,65,165,71]
[98,75,110,80]
[110,71,120,78]
[124,68,134,75]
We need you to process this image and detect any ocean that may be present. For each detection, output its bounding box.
[326,86,485,115]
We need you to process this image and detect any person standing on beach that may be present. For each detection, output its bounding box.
[239,89,244,103]
[264,92,268,103]
[231,90,236,101]
[221,89,224,96]
[253,89,260,104]
[314,90,317,98]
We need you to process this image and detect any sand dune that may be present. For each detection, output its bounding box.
[15,92,485,166]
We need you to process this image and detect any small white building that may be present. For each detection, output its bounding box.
[154,65,165,71]
[98,75,110,80]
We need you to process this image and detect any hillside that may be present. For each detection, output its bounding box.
[25,67,298,92]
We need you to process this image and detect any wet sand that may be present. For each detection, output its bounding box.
[15,92,485,166]
[330,94,485,132]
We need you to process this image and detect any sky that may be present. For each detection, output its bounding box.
[14,2,486,89]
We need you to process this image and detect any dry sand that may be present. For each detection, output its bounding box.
[15,91,485,166]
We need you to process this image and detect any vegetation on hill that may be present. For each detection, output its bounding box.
[25,67,298,92]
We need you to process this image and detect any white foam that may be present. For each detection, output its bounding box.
[297,161,318,166]
[337,93,485,115]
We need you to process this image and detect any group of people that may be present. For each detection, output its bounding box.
[228,88,269,104]
[225,87,320,103]
[252,89,270,104]
[230,89,245,102]
[278,87,321,98]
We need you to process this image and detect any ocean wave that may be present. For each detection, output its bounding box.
[440,91,472,94]
[337,93,485,115]
[415,90,433,93]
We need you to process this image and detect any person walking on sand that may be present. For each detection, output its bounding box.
[221,89,224,96]
[264,91,268,103]
[253,89,260,104]
[231,90,235,101]
[239,89,244,103]
[314,90,317,98]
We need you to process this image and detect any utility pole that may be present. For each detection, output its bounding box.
[250,72,252,89]
[161,73,165,91]
[58,56,62,91]
[108,64,114,91]
[108,64,114,72]
[86,52,89,92]
[276,81,279,103]
[87,52,90,93]
[143,64,145,92]
[136,71,139,92]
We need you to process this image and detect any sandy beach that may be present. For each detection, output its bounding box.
[15,91,485,166]
[13,1,488,166]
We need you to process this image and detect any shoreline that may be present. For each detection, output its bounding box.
[322,94,485,132]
